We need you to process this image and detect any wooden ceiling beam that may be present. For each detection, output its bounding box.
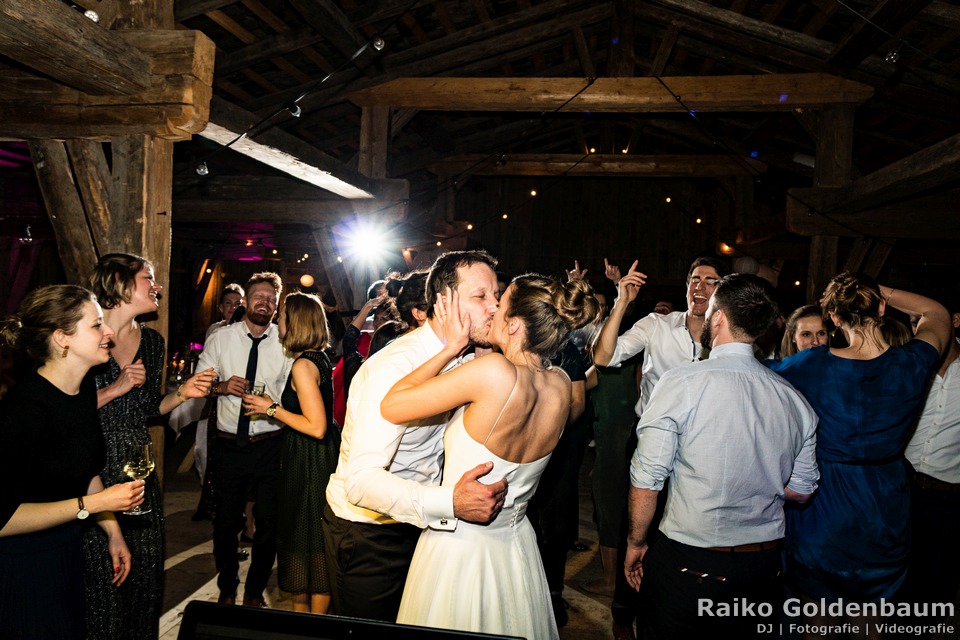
[286,0,381,75]
[216,28,323,75]
[0,30,214,140]
[175,0,239,22]
[348,74,873,112]
[201,96,390,199]
[788,131,960,223]
[244,1,611,112]
[828,0,934,68]
[0,0,152,95]
[426,154,767,177]
[786,190,960,239]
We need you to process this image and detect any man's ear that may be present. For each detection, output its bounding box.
[951,312,960,330]
[878,298,886,318]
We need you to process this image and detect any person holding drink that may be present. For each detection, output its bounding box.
[197,271,293,608]
[85,253,215,640]
[0,285,145,640]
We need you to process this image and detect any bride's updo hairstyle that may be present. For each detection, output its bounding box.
[506,275,601,360]
[821,271,884,329]
[0,285,96,364]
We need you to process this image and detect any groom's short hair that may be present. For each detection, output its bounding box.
[425,250,498,319]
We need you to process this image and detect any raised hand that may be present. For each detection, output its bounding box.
[565,260,588,282]
[453,462,509,523]
[603,258,622,283]
[435,287,471,355]
[617,260,647,305]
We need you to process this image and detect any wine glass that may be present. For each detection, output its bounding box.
[121,442,155,516]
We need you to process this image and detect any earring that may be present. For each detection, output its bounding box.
[61,345,69,359]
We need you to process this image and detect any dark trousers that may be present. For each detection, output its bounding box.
[212,436,280,597]
[640,537,783,640]
[321,503,421,621]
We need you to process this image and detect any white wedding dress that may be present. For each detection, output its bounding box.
[396,402,559,640]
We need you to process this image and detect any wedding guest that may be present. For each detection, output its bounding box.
[0,285,144,640]
[242,292,340,614]
[85,253,214,640]
[780,304,829,358]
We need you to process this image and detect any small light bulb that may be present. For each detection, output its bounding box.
[84,9,99,22]
[502,214,508,220]
[665,197,671,203]
[205,268,212,274]
[436,241,442,246]
[303,253,309,259]
[530,190,537,196]
[696,217,702,224]
[271,249,278,255]
[795,280,801,287]
[373,37,385,51]
[337,256,343,262]
[287,103,302,118]
[589,147,595,153]
[622,149,628,154]
[466,223,473,230]
[195,162,209,176]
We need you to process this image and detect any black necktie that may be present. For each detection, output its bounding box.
[236,333,267,447]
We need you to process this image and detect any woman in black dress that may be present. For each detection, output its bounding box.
[0,285,144,640]
[86,254,215,640]
[243,291,339,614]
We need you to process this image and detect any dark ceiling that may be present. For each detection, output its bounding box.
[3,0,959,272]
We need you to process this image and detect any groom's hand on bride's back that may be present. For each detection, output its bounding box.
[453,461,508,523]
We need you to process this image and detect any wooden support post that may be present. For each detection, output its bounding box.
[806,105,853,302]
[29,140,98,283]
[359,106,390,180]
[312,226,356,327]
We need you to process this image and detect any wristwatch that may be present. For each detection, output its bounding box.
[77,496,90,520]
[266,402,280,418]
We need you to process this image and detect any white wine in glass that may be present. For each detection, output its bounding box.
[122,442,155,516]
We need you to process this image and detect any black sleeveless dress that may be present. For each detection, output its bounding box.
[277,350,341,594]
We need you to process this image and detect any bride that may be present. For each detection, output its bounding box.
[381,275,599,640]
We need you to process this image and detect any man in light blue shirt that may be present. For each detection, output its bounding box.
[625,273,818,639]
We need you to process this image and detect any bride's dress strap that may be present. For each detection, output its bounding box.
[483,366,520,446]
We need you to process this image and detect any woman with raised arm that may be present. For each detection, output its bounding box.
[0,285,144,640]
[85,253,215,640]
[768,272,951,625]
[381,275,599,640]
[243,292,340,614]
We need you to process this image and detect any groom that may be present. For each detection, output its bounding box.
[323,250,508,621]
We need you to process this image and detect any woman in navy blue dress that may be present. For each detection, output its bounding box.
[769,273,951,611]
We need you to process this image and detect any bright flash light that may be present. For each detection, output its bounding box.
[338,221,392,264]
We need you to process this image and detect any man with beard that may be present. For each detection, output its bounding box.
[323,250,507,621]
[198,272,293,608]
[592,256,728,640]
[624,274,818,639]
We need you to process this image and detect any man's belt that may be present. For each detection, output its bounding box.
[706,539,783,553]
[217,429,283,444]
[912,471,960,493]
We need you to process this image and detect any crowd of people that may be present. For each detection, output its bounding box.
[1,247,958,640]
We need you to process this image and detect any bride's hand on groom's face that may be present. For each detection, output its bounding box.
[453,461,508,524]
[436,288,471,353]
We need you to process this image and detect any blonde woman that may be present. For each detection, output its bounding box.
[243,292,339,613]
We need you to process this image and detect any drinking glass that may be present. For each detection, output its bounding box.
[121,442,155,515]
[247,382,266,420]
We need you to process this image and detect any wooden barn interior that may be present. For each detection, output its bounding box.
[2,0,958,357]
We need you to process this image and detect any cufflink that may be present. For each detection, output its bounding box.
[440,518,448,526]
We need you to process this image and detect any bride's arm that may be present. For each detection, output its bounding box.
[381,289,501,423]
